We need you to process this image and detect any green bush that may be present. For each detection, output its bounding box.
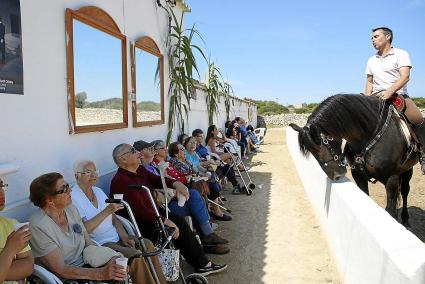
[244,98,289,115]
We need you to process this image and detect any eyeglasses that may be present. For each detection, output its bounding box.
[120,147,137,157]
[78,170,99,176]
[188,140,197,145]
[53,183,71,195]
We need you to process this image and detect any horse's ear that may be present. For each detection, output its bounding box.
[289,123,302,132]
[309,125,321,145]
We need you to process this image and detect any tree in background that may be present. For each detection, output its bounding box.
[75,92,87,108]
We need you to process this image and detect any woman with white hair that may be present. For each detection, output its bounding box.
[71,159,166,284]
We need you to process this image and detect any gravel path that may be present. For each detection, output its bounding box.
[200,128,341,284]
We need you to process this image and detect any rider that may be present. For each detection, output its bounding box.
[364,26,425,174]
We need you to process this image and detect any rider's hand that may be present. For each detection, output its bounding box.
[164,219,180,239]
[4,226,32,255]
[377,90,393,100]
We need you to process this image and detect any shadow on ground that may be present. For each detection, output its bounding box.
[196,171,273,283]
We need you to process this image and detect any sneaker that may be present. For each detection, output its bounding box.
[232,186,241,195]
[202,232,229,245]
[202,245,230,255]
[210,212,232,221]
[197,262,228,276]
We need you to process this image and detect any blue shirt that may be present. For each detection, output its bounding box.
[185,150,201,172]
[196,144,209,158]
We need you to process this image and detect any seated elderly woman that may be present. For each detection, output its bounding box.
[186,134,245,195]
[70,159,166,284]
[29,173,126,282]
[136,140,230,250]
[166,141,232,221]
[205,125,234,163]
[0,179,34,283]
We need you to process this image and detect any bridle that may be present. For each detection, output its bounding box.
[319,134,348,168]
[317,103,394,171]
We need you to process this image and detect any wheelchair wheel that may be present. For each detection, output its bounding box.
[185,273,208,284]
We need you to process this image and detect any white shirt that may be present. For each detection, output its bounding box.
[71,185,119,245]
[365,47,412,95]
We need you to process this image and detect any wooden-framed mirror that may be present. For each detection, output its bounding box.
[66,7,128,134]
[131,36,164,127]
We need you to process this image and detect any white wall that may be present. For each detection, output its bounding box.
[0,0,256,219]
[286,127,425,284]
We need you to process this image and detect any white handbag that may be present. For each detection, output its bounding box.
[157,248,180,281]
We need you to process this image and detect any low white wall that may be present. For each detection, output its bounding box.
[286,127,425,284]
[0,0,256,220]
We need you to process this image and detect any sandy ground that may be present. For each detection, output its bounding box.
[350,159,425,242]
[197,128,341,284]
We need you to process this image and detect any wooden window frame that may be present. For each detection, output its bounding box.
[66,7,128,134]
[131,36,165,128]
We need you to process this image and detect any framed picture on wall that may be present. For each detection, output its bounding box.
[0,0,23,95]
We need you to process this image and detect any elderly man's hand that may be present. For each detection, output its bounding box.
[173,181,189,200]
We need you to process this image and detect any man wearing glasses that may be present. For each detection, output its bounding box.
[110,143,228,276]
[0,178,34,283]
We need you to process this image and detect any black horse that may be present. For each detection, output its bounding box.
[290,94,418,226]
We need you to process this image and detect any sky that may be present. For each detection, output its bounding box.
[74,21,160,104]
[185,0,425,105]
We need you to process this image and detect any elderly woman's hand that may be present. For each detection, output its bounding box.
[5,226,32,255]
[106,203,124,214]
[101,258,127,281]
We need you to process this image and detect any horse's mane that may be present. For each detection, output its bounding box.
[308,94,385,139]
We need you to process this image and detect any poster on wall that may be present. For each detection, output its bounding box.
[0,0,23,95]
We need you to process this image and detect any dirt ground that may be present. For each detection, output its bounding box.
[350,159,425,242]
[196,128,341,284]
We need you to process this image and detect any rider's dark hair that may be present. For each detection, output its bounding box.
[372,27,393,44]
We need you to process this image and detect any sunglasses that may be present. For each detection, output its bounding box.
[53,183,71,195]
[120,147,137,157]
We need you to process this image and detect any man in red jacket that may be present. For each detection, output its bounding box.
[109,143,228,276]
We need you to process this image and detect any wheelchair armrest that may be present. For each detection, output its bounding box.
[32,264,62,284]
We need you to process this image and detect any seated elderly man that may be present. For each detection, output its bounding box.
[0,178,34,283]
[29,173,126,282]
[71,159,167,284]
[110,143,228,276]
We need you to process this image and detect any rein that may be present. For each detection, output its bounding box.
[319,103,394,171]
[353,104,394,169]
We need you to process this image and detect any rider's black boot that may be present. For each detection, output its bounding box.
[413,122,425,175]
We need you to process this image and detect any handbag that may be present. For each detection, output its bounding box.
[157,248,180,281]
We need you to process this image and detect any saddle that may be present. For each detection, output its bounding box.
[390,94,421,152]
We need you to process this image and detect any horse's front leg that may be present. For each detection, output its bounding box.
[351,168,369,195]
[400,169,413,227]
[385,175,400,220]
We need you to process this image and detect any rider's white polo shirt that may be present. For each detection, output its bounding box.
[365,47,412,95]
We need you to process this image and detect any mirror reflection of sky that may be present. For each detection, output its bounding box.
[136,49,160,104]
[73,20,122,103]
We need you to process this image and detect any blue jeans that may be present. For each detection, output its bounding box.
[168,189,213,236]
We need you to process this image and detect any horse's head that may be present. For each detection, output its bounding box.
[289,123,347,181]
